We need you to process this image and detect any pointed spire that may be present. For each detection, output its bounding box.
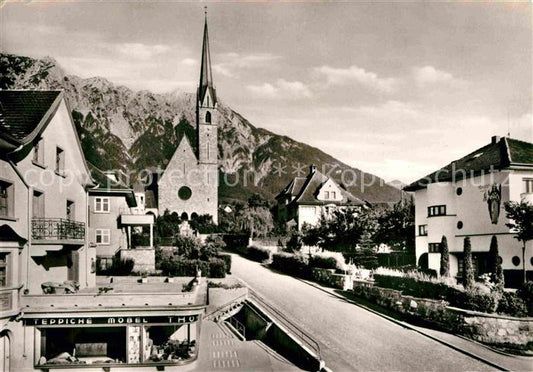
[198,6,215,106]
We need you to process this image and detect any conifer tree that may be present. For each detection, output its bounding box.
[488,235,504,290]
[463,237,474,289]
[439,235,449,277]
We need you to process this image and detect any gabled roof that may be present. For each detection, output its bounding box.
[278,166,364,206]
[88,162,137,207]
[404,136,533,191]
[0,90,62,151]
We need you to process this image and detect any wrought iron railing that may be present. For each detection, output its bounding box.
[32,218,85,240]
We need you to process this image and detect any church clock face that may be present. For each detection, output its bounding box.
[178,186,192,200]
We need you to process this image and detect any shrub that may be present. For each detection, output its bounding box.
[218,254,232,274]
[517,281,533,316]
[160,258,209,277]
[208,258,227,278]
[222,234,249,252]
[271,253,310,278]
[453,289,498,313]
[497,291,528,317]
[440,235,449,277]
[200,235,225,260]
[109,258,135,276]
[247,246,271,262]
[175,235,203,259]
[463,237,474,289]
[309,256,339,270]
[286,232,303,252]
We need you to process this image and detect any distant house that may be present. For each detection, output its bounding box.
[87,164,155,273]
[404,136,533,287]
[276,164,365,230]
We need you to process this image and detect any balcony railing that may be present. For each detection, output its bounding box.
[32,218,85,241]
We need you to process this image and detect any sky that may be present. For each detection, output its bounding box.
[1,0,531,184]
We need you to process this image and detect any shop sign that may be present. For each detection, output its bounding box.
[25,314,199,326]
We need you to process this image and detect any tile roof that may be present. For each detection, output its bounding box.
[278,166,364,206]
[88,163,137,207]
[404,136,533,191]
[0,90,62,143]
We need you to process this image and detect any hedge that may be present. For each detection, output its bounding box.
[373,274,527,315]
[218,254,232,274]
[208,258,227,279]
[309,256,339,270]
[160,259,210,277]
[247,246,271,262]
[271,253,310,279]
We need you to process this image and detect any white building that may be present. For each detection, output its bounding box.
[276,165,364,230]
[404,136,533,288]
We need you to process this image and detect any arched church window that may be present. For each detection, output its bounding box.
[181,212,189,221]
[205,111,211,123]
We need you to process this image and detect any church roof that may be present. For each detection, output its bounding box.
[404,136,533,191]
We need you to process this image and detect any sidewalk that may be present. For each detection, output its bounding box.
[298,278,533,372]
[191,319,302,371]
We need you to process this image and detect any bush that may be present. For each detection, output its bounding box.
[208,258,227,278]
[247,246,271,262]
[222,234,249,252]
[517,281,533,316]
[218,254,232,274]
[271,253,310,278]
[497,291,528,317]
[175,236,203,259]
[453,289,498,313]
[309,256,339,270]
[108,258,135,276]
[160,258,209,277]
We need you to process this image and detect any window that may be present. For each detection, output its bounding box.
[512,256,521,267]
[66,200,75,220]
[94,197,110,213]
[331,191,336,199]
[418,225,428,236]
[428,243,440,253]
[324,191,330,199]
[524,179,533,194]
[178,186,192,201]
[55,147,65,174]
[95,229,110,245]
[32,191,44,218]
[0,181,14,218]
[0,253,8,287]
[205,111,211,123]
[33,138,44,164]
[457,256,479,278]
[456,187,463,196]
[457,221,463,229]
[428,205,446,217]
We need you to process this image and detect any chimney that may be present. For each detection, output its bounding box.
[491,135,501,144]
[309,164,317,174]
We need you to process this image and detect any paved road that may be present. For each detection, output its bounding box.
[230,253,518,372]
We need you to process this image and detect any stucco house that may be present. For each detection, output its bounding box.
[276,164,365,230]
[404,136,533,287]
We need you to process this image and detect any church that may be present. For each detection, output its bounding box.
[156,16,219,223]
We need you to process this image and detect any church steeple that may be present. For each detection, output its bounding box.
[198,8,216,107]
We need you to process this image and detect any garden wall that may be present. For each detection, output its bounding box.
[353,281,533,349]
[118,248,155,272]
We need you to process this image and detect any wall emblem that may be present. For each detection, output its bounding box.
[484,184,501,224]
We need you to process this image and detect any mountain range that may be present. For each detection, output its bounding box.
[0,53,403,205]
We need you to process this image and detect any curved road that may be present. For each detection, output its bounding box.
[230,253,511,371]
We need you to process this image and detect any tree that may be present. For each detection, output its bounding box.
[504,201,533,284]
[374,200,415,252]
[301,207,379,268]
[463,237,474,289]
[488,235,504,290]
[440,235,449,277]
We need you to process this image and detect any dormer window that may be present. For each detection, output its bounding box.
[205,111,211,123]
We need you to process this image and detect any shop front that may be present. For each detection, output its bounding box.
[22,311,203,369]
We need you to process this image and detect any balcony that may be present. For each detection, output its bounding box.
[32,218,85,245]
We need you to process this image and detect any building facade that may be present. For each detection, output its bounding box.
[405,136,533,287]
[276,165,365,230]
[157,18,219,223]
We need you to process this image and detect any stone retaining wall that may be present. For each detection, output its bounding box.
[119,248,155,273]
[353,281,533,349]
[311,268,352,290]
